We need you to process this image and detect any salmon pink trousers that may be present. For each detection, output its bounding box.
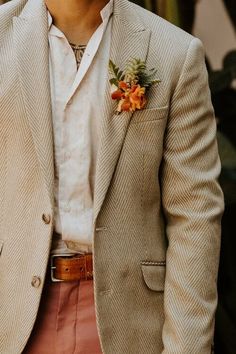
[23,274,103,354]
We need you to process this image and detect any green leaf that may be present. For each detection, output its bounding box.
[117,70,124,80]
[109,78,119,86]
[109,60,124,82]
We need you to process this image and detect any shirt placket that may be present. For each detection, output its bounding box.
[48,0,113,243]
[57,37,78,236]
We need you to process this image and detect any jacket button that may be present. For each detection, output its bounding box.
[31,276,41,288]
[42,213,51,224]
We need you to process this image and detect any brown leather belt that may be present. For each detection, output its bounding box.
[50,253,93,282]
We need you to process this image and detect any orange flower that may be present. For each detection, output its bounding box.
[111,89,124,100]
[118,81,129,90]
[111,82,147,113]
[129,85,147,111]
[118,98,131,112]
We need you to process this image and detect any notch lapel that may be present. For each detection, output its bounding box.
[13,0,54,206]
[94,0,151,221]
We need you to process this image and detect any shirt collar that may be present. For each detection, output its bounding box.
[100,0,114,22]
[47,0,114,33]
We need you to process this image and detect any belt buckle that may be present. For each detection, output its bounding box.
[50,253,76,282]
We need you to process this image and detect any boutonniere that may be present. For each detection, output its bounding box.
[109,58,160,113]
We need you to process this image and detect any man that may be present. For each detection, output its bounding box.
[0,0,224,353]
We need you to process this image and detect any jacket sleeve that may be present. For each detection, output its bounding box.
[160,37,224,354]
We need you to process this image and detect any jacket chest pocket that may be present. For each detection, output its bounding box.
[123,106,168,169]
[130,105,169,124]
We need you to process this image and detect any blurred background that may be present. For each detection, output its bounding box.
[1,0,236,352]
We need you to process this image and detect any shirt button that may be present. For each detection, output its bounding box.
[42,213,51,224]
[31,276,41,288]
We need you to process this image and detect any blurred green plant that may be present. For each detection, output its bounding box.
[223,0,236,28]
[131,0,236,33]
[209,52,236,141]
[209,51,236,96]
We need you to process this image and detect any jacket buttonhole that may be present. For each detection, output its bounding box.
[95,227,108,232]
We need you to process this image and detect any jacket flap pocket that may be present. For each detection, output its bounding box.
[141,262,166,292]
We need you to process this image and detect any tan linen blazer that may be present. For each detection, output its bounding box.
[0,0,224,353]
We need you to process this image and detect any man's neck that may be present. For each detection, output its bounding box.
[45,0,109,45]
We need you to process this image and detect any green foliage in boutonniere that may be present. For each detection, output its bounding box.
[109,58,160,112]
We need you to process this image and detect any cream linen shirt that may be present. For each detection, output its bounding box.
[48,1,113,253]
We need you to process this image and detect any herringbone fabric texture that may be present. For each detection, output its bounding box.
[0,0,224,353]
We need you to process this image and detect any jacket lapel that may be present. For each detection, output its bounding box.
[13,0,54,206]
[93,0,151,222]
